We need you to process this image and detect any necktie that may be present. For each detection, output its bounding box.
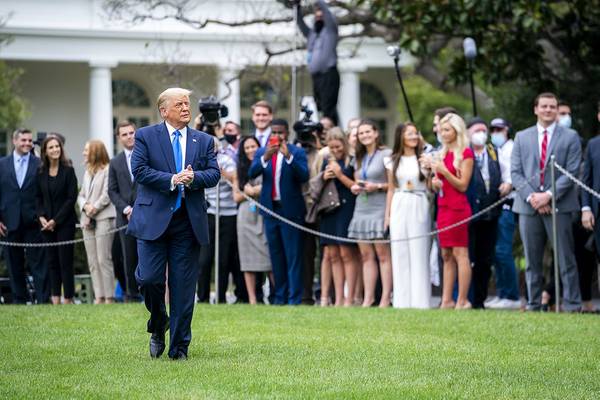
[172,130,183,211]
[16,156,26,188]
[539,130,548,187]
[271,153,278,200]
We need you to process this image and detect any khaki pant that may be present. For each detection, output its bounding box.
[83,218,115,300]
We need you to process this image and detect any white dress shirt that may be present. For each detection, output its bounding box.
[537,122,556,158]
[261,150,294,201]
[124,148,134,182]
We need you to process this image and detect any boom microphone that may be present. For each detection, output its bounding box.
[463,37,477,60]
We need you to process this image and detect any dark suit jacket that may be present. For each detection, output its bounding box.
[108,151,138,227]
[36,164,78,228]
[582,135,600,218]
[126,122,220,244]
[467,145,502,221]
[248,143,309,222]
[0,153,41,231]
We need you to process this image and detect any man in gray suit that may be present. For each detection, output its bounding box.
[511,92,582,311]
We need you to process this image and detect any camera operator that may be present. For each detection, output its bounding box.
[296,0,340,126]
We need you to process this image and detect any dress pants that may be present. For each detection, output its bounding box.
[264,207,304,305]
[572,215,596,302]
[469,218,499,308]
[519,212,581,311]
[43,223,75,299]
[118,230,140,300]
[135,203,201,358]
[197,214,246,303]
[4,221,48,304]
[312,66,340,126]
[493,208,520,300]
[112,235,126,295]
[82,218,115,300]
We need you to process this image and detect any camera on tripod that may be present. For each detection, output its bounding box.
[293,104,323,146]
[198,96,228,135]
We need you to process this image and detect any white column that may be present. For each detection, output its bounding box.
[217,66,241,124]
[338,65,363,130]
[89,61,117,156]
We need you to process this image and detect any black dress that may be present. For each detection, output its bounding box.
[319,159,356,246]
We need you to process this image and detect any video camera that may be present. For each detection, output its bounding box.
[198,95,228,136]
[293,104,323,146]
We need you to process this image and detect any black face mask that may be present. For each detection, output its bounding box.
[224,134,238,145]
[314,20,324,33]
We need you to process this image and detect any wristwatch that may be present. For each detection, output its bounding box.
[377,183,383,191]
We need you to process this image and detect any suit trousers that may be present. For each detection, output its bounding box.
[519,212,581,311]
[4,221,48,304]
[135,204,201,358]
[469,218,499,308]
[264,211,304,305]
[83,218,115,300]
[302,224,318,304]
[118,230,140,299]
[42,224,75,299]
[197,214,245,303]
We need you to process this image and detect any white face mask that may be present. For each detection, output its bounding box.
[471,131,488,146]
[558,114,572,129]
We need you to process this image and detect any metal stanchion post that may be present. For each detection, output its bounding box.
[214,182,220,304]
[550,155,560,313]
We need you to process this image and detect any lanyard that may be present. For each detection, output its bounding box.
[361,150,378,181]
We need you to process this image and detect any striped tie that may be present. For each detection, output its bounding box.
[539,130,548,187]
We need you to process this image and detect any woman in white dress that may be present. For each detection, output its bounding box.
[384,123,431,309]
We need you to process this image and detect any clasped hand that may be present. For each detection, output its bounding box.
[39,216,56,232]
[173,165,194,186]
[529,192,552,214]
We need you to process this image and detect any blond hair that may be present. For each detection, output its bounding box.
[439,113,469,171]
[326,127,350,165]
[157,88,192,111]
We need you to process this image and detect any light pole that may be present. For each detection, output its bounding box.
[387,45,414,122]
[463,37,478,117]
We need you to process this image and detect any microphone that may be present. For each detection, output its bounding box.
[386,45,400,58]
[463,37,477,60]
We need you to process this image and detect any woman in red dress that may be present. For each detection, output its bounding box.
[431,113,474,309]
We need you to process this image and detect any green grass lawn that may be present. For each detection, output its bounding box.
[1,304,600,399]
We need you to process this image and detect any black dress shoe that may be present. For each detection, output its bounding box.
[170,351,188,361]
[149,317,169,358]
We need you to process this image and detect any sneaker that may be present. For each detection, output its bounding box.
[488,298,521,309]
[484,297,501,308]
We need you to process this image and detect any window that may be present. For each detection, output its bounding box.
[112,80,150,107]
[0,131,8,156]
[360,82,388,109]
[241,81,288,110]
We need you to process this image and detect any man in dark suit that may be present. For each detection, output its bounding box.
[108,120,140,302]
[581,101,600,254]
[511,92,582,312]
[0,128,48,304]
[465,118,503,309]
[248,119,309,305]
[127,88,220,360]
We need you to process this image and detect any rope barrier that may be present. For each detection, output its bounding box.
[0,225,127,248]
[2,161,596,248]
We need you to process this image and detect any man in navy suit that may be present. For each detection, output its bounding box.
[582,101,600,254]
[0,129,48,304]
[248,119,309,305]
[127,88,220,360]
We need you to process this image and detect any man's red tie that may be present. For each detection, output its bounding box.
[271,153,278,199]
[539,130,548,186]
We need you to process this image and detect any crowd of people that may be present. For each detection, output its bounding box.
[1,92,599,313]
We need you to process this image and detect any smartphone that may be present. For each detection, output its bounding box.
[268,135,280,147]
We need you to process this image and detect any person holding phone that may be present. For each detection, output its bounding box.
[430,113,474,310]
[347,119,392,307]
[248,119,309,305]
